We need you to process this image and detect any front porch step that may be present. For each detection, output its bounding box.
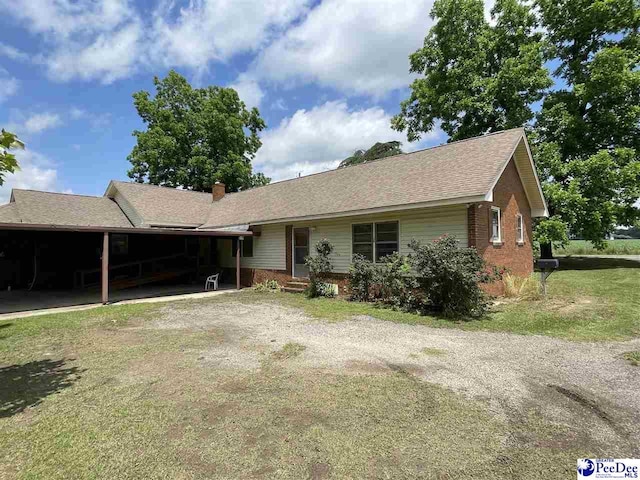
[286,281,310,288]
[281,286,306,294]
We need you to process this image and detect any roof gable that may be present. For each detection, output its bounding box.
[105,181,213,228]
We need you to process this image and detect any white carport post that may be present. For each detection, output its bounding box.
[101,231,109,304]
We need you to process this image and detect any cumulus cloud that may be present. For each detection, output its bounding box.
[0,0,310,84]
[254,100,443,181]
[148,0,310,70]
[0,149,59,203]
[228,74,265,109]
[252,0,434,97]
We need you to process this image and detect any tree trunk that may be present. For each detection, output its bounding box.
[540,242,553,259]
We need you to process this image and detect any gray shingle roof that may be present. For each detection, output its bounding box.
[6,190,133,228]
[0,203,20,223]
[107,181,213,227]
[200,128,526,228]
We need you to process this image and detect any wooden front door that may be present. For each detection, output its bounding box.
[293,228,310,278]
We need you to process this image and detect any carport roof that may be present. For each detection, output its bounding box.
[6,190,133,228]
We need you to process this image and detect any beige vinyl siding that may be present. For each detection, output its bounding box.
[217,224,286,270]
[216,205,467,274]
[113,191,144,227]
[294,205,468,274]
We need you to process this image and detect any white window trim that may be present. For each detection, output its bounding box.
[491,207,502,244]
[516,213,524,245]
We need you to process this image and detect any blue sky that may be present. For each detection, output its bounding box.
[0,0,503,203]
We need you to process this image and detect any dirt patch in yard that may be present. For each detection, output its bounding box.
[2,297,640,478]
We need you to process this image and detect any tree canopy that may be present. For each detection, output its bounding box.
[338,141,403,168]
[393,0,640,249]
[127,70,270,193]
[0,129,23,186]
[532,0,640,247]
[392,0,551,142]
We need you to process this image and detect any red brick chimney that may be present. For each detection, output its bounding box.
[212,182,225,201]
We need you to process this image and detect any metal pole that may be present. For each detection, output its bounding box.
[236,236,242,290]
[101,232,109,304]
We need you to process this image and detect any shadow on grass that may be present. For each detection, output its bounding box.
[555,257,640,271]
[0,359,82,417]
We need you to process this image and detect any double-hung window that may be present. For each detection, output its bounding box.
[352,221,399,262]
[516,213,524,244]
[491,207,502,243]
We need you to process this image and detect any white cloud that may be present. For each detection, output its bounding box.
[7,112,63,136]
[0,0,143,84]
[148,0,310,70]
[68,107,112,129]
[254,100,443,181]
[45,21,142,84]
[252,0,434,97]
[24,113,63,134]
[0,149,59,203]
[0,42,30,62]
[229,74,265,109]
[0,69,19,103]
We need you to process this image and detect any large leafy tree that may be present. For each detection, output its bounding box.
[532,0,640,248]
[128,70,270,192]
[338,141,403,168]
[392,0,551,142]
[0,129,23,186]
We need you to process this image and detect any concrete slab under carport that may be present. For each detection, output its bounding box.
[0,283,238,320]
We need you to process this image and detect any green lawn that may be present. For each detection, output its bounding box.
[556,239,640,255]
[0,257,637,478]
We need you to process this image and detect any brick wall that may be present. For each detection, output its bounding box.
[468,159,534,293]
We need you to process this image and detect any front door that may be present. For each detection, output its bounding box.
[293,228,310,278]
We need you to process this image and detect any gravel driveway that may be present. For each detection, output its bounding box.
[155,299,640,454]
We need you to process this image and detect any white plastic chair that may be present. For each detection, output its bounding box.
[205,273,219,291]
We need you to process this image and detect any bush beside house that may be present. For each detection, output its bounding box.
[348,236,502,318]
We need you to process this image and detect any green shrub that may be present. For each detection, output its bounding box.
[254,279,280,292]
[375,252,419,309]
[305,239,335,298]
[348,254,377,302]
[408,236,501,318]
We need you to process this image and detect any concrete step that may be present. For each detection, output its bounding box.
[285,281,310,288]
[281,286,307,294]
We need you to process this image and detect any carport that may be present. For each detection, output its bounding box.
[0,222,250,314]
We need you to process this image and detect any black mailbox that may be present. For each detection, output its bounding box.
[536,258,559,270]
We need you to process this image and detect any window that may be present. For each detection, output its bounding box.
[111,234,128,256]
[352,222,399,262]
[491,207,501,243]
[352,224,373,261]
[516,214,524,244]
[375,221,399,262]
[232,237,254,257]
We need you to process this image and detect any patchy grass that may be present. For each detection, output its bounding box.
[556,239,640,255]
[0,304,619,479]
[420,347,447,356]
[211,257,640,342]
[623,351,640,366]
[271,342,306,360]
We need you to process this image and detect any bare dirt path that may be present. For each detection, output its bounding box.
[154,300,640,454]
